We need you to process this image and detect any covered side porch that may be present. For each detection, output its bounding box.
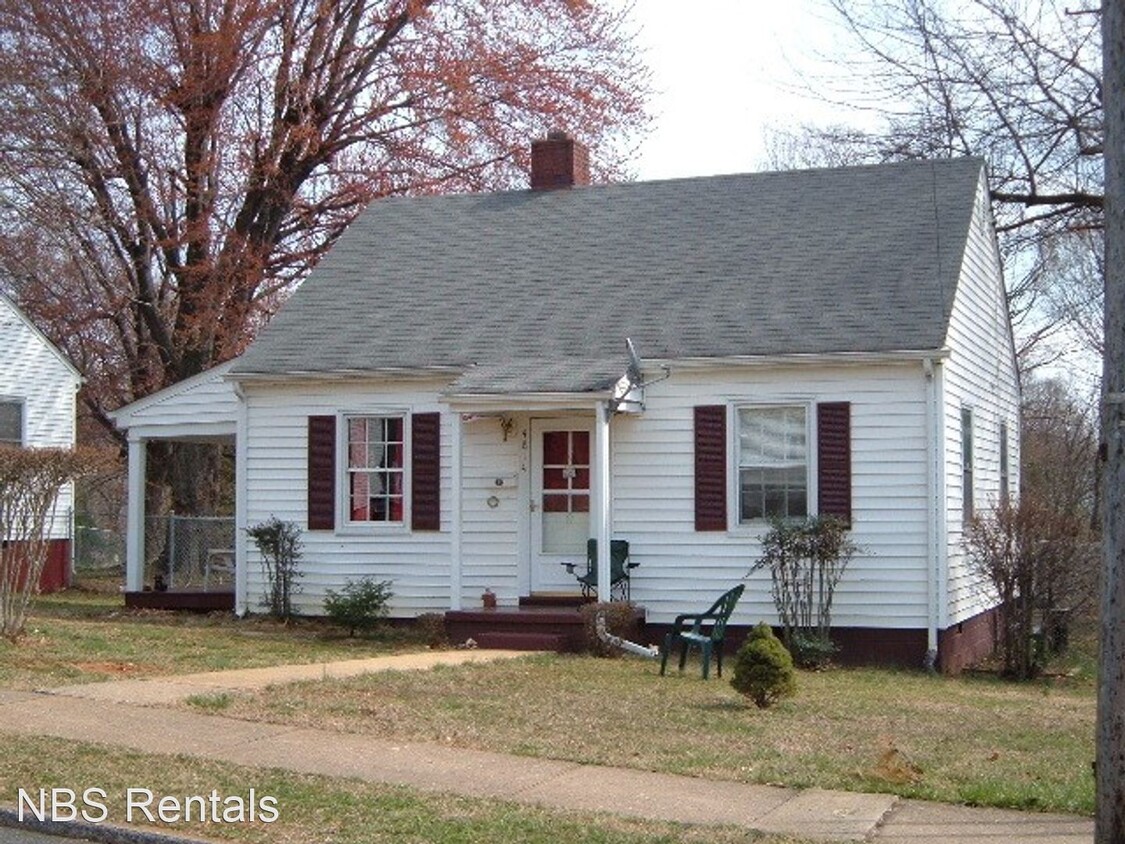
[109,362,244,612]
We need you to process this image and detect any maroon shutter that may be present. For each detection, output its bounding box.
[307,415,336,531]
[411,412,441,531]
[694,405,727,531]
[817,402,852,525]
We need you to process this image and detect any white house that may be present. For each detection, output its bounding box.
[0,292,82,592]
[112,138,1020,672]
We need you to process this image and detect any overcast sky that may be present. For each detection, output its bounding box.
[623,0,861,181]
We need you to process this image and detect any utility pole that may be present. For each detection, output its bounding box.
[1098,1,1125,841]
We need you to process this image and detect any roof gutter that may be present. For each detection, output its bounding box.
[650,348,951,370]
[226,365,466,384]
[443,391,612,413]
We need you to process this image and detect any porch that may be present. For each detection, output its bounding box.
[444,596,648,653]
[108,362,243,612]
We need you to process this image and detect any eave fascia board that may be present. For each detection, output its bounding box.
[443,392,611,413]
[649,348,952,371]
[226,365,465,386]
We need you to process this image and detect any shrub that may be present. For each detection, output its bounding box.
[0,446,111,640]
[324,578,393,636]
[578,601,641,657]
[247,517,303,620]
[730,623,797,708]
[749,516,859,666]
[966,497,1096,680]
[415,612,449,648]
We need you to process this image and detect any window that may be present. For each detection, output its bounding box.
[346,415,404,523]
[999,421,1010,504]
[961,407,974,524]
[737,405,808,522]
[0,400,22,446]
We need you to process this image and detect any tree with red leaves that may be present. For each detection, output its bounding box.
[0,0,649,510]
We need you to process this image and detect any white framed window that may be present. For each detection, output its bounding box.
[736,404,810,522]
[344,414,405,524]
[0,399,22,446]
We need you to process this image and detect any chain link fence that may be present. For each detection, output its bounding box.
[73,524,125,572]
[141,515,236,591]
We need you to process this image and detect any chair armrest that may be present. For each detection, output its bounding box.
[670,610,722,633]
[560,561,578,575]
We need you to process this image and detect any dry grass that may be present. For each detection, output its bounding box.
[201,653,1096,815]
[0,735,813,844]
[0,580,426,691]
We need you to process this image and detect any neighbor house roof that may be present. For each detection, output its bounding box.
[231,157,985,392]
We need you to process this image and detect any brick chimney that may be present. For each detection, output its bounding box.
[530,130,590,190]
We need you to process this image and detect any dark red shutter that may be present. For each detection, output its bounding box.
[817,402,852,525]
[307,415,336,531]
[694,405,727,531]
[411,412,441,531]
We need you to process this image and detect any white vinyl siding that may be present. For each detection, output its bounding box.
[112,360,239,438]
[611,363,931,629]
[0,296,79,540]
[241,377,451,616]
[941,174,1022,624]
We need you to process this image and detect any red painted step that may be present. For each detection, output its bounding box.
[473,631,569,652]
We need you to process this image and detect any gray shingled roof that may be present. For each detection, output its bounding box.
[232,158,984,392]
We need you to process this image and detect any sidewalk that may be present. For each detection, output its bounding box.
[0,651,1095,843]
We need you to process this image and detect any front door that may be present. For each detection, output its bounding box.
[530,419,592,592]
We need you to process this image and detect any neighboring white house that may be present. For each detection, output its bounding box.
[111,139,1020,672]
[0,292,82,592]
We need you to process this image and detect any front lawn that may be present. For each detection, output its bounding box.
[0,580,426,691]
[196,651,1096,815]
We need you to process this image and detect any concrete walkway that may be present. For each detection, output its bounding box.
[0,651,1095,843]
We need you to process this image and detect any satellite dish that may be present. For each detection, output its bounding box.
[611,338,645,414]
[625,337,642,382]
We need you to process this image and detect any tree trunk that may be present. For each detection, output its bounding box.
[1098,1,1125,840]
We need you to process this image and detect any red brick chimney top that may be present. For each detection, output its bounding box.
[530,131,590,190]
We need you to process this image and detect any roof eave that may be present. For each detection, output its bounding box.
[650,348,952,370]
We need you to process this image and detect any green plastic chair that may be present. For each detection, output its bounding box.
[564,539,634,601]
[660,584,745,679]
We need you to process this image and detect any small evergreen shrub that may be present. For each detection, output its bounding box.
[730,623,797,708]
[578,601,641,657]
[323,578,393,637]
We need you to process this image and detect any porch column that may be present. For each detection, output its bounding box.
[234,392,249,616]
[594,401,612,599]
[124,435,146,592]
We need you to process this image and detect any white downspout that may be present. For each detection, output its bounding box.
[924,358,944,669]
[594,401,612,598]
[449,411,463,611]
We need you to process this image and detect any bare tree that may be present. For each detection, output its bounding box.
[0,0,650,511]
[1022,376,1100,523]
[1098,0,1125,838]
[776,0,1103,366]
